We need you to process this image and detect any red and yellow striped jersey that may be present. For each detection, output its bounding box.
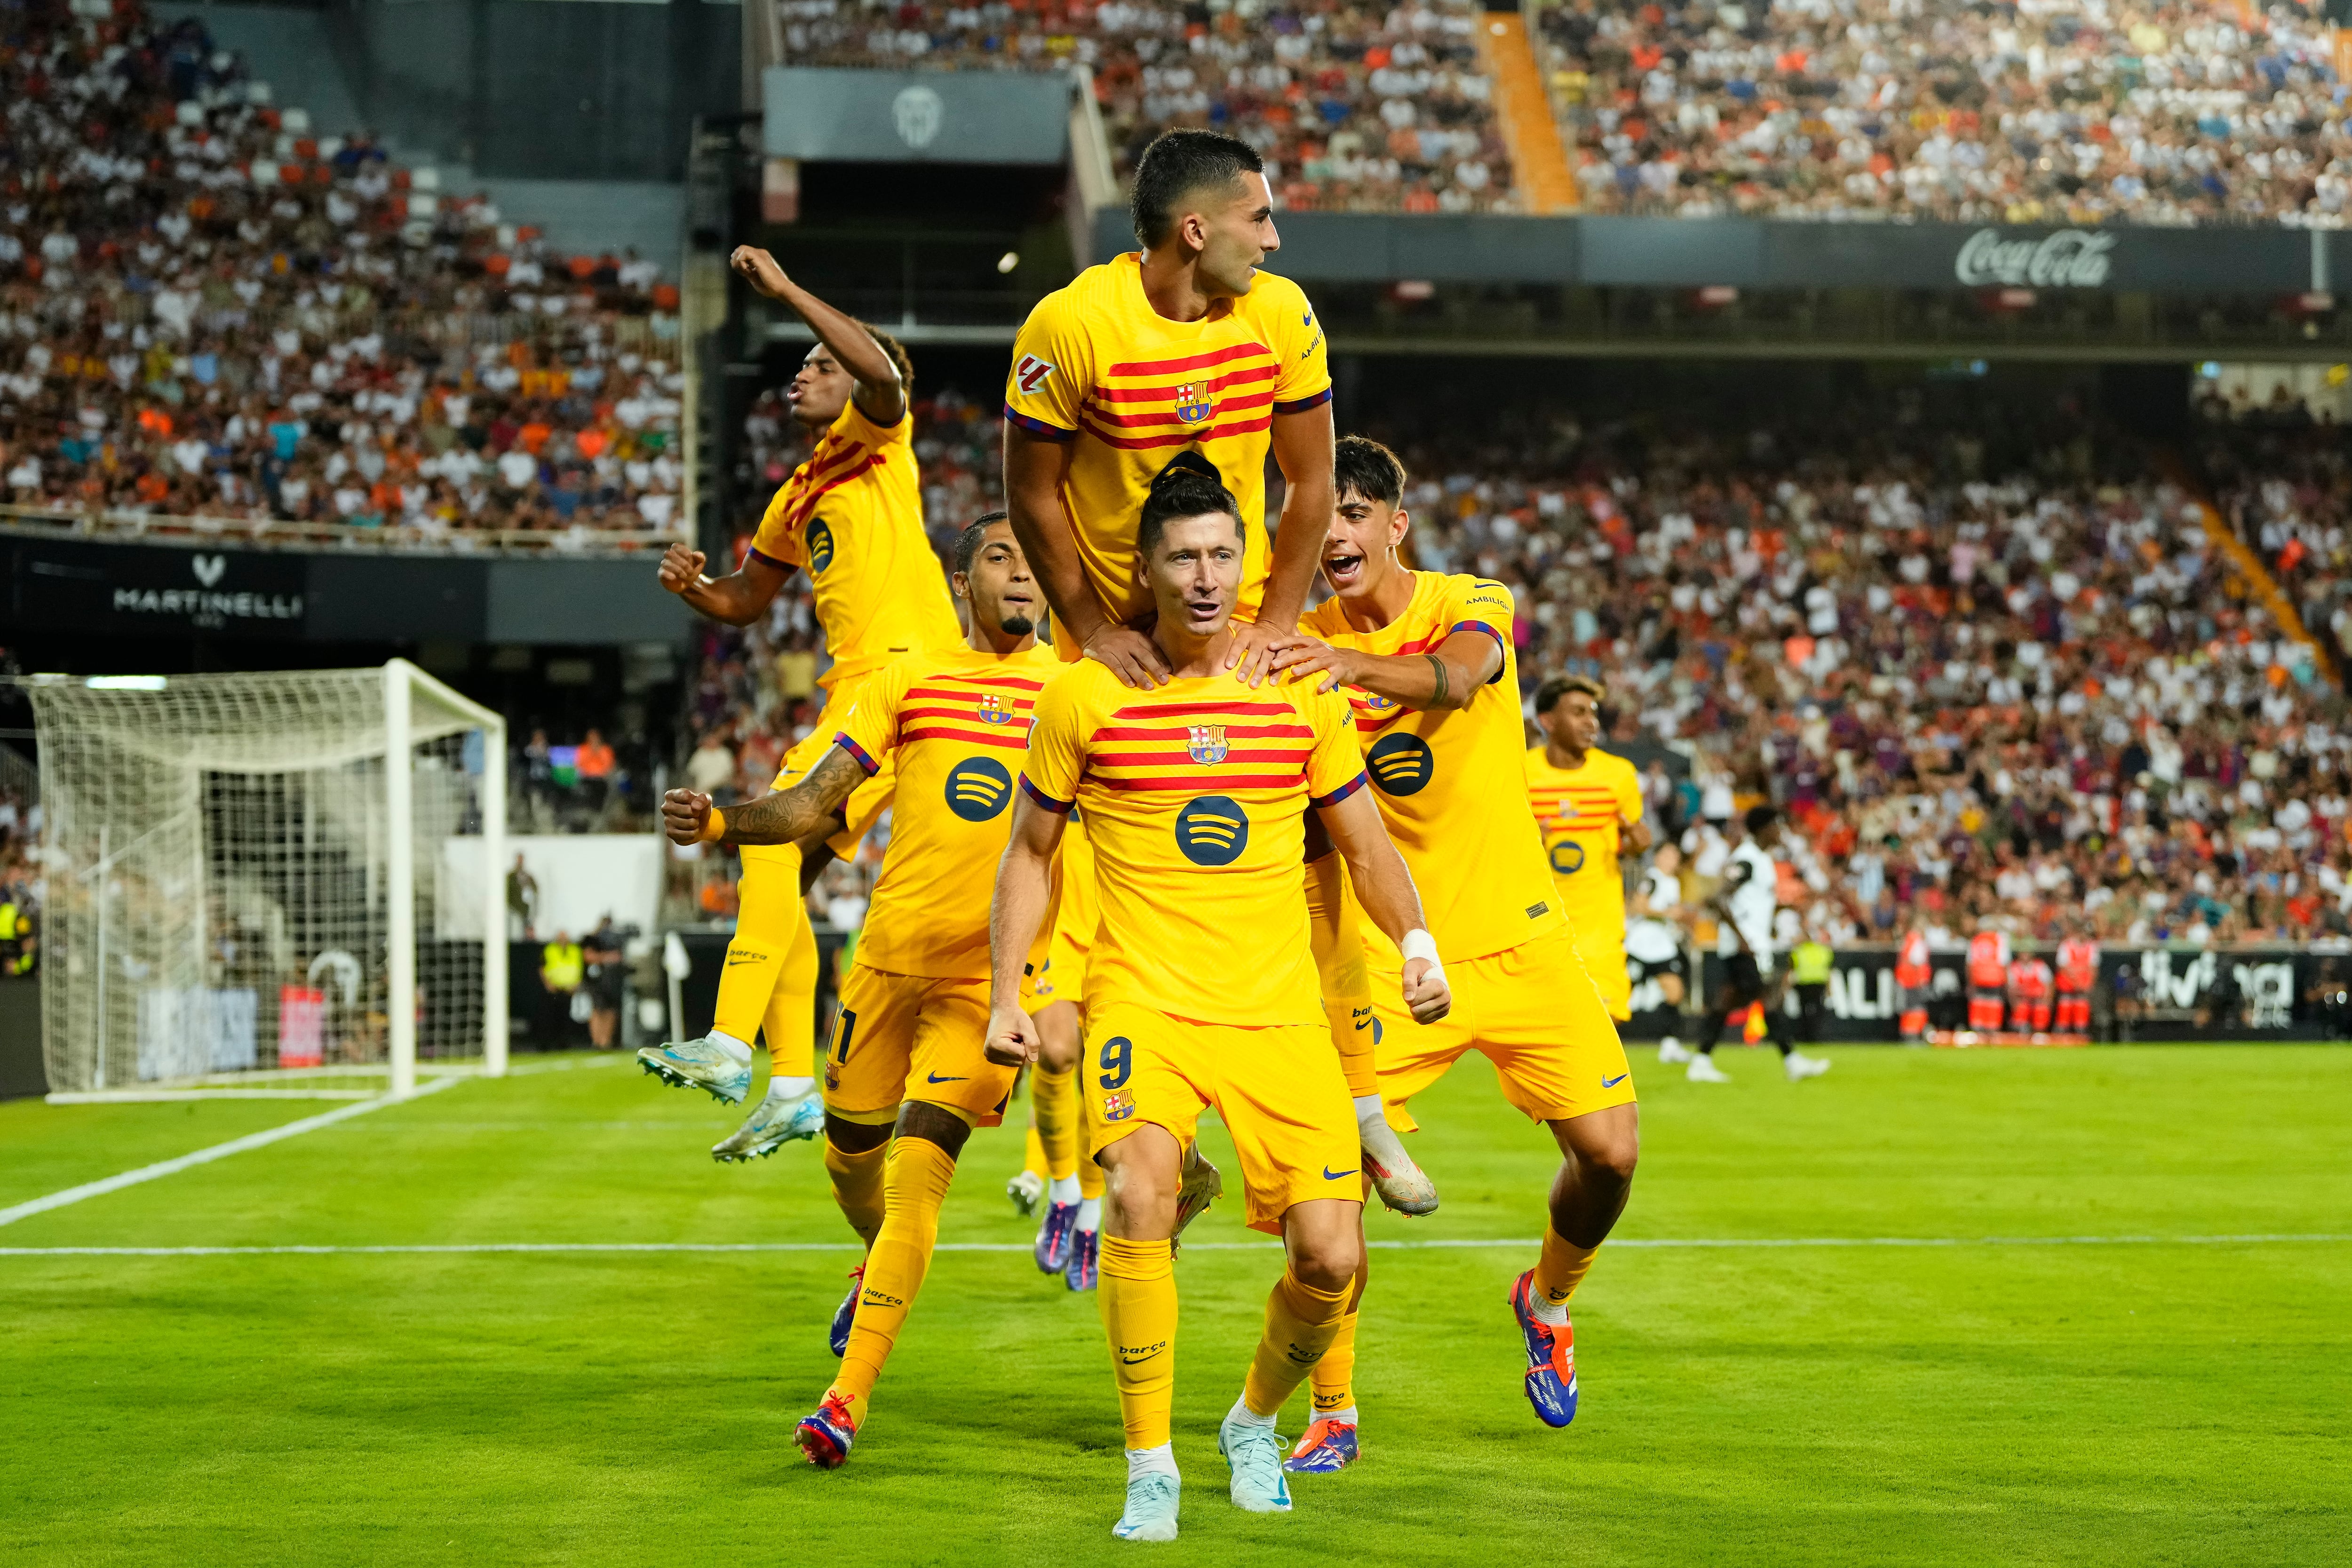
[749,399,961,687]
[1003,252,1330,630]
[1525,745,1644,944]
[1019,661,1364,1024]
[833,644,1060,978]
[1301,571,1562,963]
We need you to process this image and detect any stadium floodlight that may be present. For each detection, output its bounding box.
[24,661,507,1100]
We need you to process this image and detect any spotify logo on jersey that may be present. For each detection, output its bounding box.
[1367,733,1434,796]
[944,756,1013,821]
[1550,840,1587,876]
[1174,795,1249,867]
[806,519,835,574]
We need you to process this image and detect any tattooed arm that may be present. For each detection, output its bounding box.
[659,745,868,848]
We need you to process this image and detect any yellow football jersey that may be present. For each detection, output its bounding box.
[834,644,1059,978]
[1019,661,1365,1026]
[1002,252,1330,629]
[1301,572,1562,963]
[749,398,961,687]
[1525,745,1644,943]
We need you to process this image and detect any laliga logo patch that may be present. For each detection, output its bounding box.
[1550,839,1587,876]
[806,518,835,574]
[1014,353,1054,394]
[1172,381,1214,425]
[1187,723,1229,764]
[1174,795,1249,867]
[1367,732,1434,796]
[944,756,1014,822]
[1102,1089,1136,1122]
[976,692,1013,726]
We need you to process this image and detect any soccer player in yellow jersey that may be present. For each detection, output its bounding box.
[1526,676,1653,1025]
[657,514,1054,1468]
[1002,127,1431,1215]
[641,248,961,1160]
[986,462,1449,1543]
[1270,437,1640,1465]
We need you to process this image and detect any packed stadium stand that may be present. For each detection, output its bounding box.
[783,0,1519,211]
[1538,0,2351,223]
[0,4,686,544]
[1348,382,2351,948]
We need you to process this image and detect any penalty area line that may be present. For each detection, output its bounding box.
[0,1077,463,1230]
[2,1232,2346,1259]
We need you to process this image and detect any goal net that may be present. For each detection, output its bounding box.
[25,661,506,1099]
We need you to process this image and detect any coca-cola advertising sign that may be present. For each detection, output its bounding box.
[1953,228,2118,289]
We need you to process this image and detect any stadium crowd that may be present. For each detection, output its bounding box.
[0,3,686,541]
[678,377,2352,953]
[780,0,1517,212]
[1540,0,2352,223]
[1359,387,2352,950]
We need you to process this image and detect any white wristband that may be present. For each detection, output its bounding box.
[1400,928,1443,968]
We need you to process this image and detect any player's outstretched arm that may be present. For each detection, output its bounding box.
[728,246,905,425]
[1317,789,1451,1025]
[656,539,790,626]
[1228,399,1337,685]
[1002,423,1168,688]
[1267,627,1499,712]
[985,794,1068,1066]
[660,746,866,848]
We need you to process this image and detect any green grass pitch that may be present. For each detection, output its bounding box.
[2,1044,2346,1566]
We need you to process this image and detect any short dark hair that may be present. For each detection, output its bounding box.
[953,509,1009,579]
[1334,436,1405,507]
[1745,804,1780,836]
[1534,674,1605,716]
[1130,129,1265,248]
[1136,451,1241,559]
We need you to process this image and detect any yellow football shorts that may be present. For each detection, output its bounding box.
[1083,999,1358,1237]
[822,963,1017,1129]
[1369,925,1636,1132]
[771,671,893,861]
[1562,905,1632,1023]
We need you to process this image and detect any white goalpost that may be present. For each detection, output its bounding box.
[24,661,506,1100]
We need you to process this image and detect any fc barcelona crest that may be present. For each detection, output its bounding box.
[976,692,1012,726]
[1187,724,1230,764]
[1173,382,1214,425]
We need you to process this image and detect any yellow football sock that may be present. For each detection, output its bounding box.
[1242,1268,1351,1419]
[1309,1252,1367,1416]
[1033,1064,1080,1182]
[712,841,804,1047]
[1533,1226,1600,1309]
[1309,1311,1358,1416]
[1306,852,1378,1100]
[1022,1120,1048,1181]
[758,899,820,1078]
[1099,1234,1177,1450]
[823,1133,889,1248]
[830,1133,958,1425]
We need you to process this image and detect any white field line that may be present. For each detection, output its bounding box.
[0,1077,462,1229]
[1,1232,2344,1259]
[46,1090,383,1104]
